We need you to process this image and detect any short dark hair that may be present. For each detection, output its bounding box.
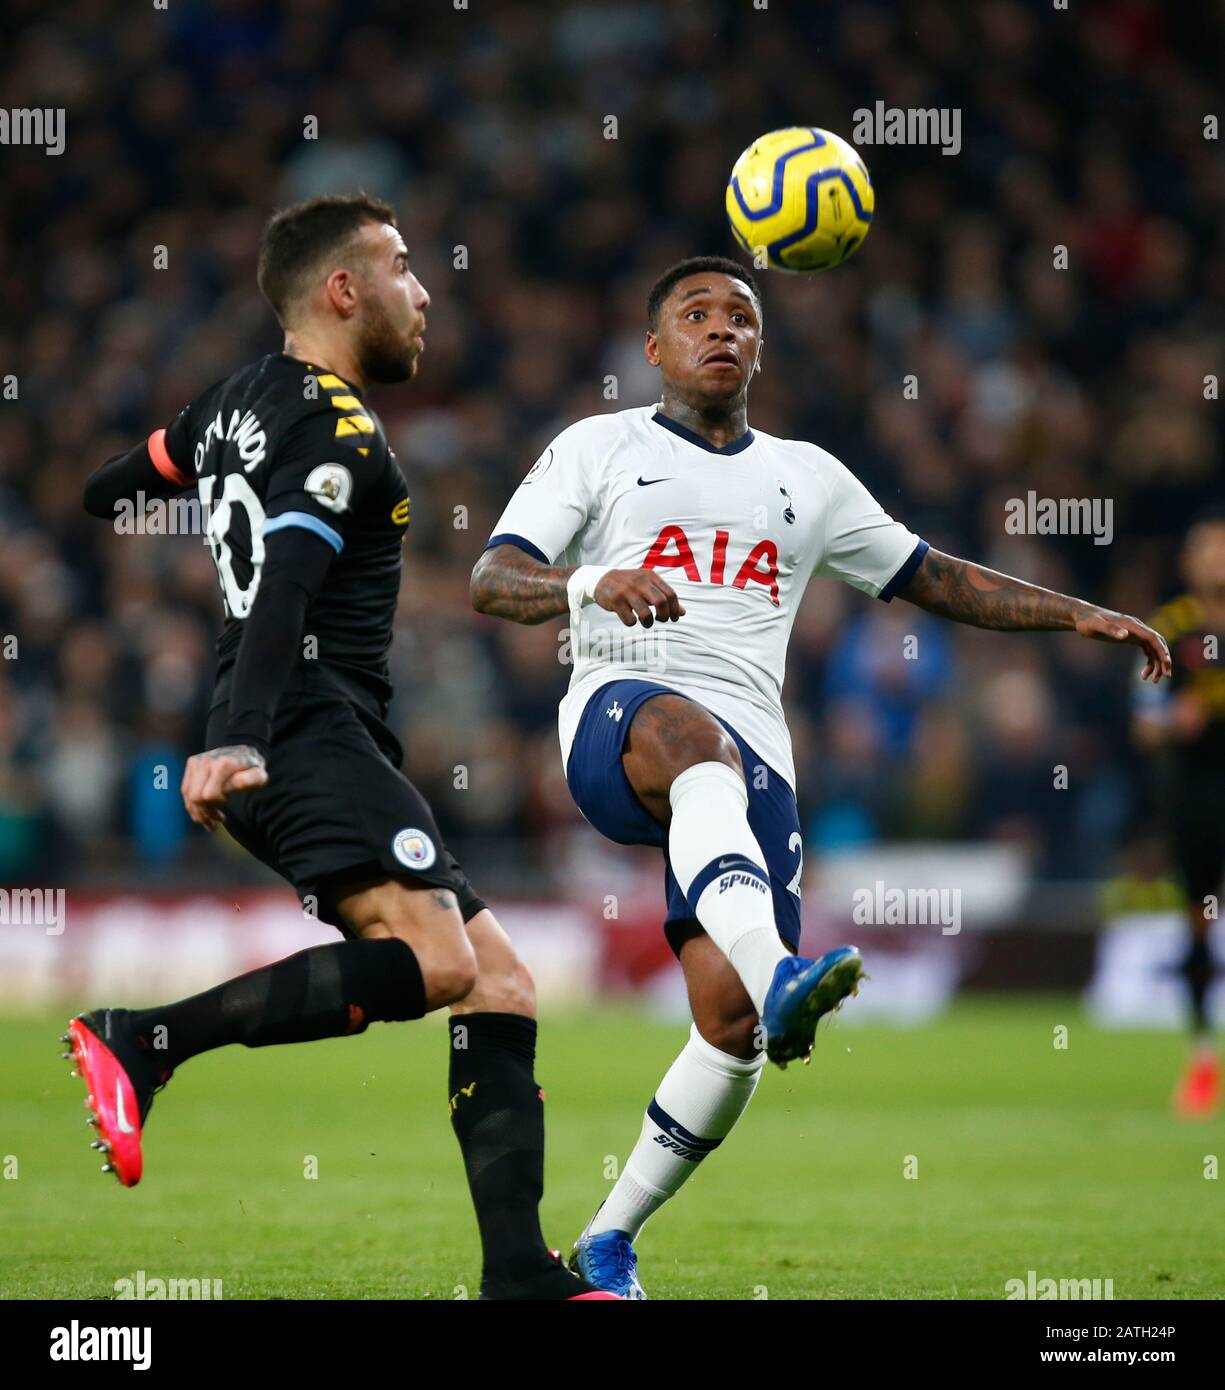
[647,256,762,331]
[257,192,397,325]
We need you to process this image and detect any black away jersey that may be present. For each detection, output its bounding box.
[160,353,410,707]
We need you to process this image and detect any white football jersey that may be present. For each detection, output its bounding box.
[487,405,925,789]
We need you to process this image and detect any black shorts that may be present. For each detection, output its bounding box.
[205,693,486,931]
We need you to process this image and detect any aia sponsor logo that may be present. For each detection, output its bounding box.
[642,525,779,606]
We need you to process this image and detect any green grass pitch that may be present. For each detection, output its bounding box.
[1,998,1221,1299]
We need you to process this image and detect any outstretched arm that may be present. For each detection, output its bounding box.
[84,428,193,517]
[895,547,1172,683]
[471,543,684,628]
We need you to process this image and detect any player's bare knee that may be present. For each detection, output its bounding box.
[625,697,744,811]
[698,1008,761,1061]
[663,707,743,780]
[684,723,743,778]
[453,908,537,1016]
[497,951,536,1013]
[350,884,478,1008]
[462,953,535,1016]
[440,954,479,1007]
[422,937,479,1007]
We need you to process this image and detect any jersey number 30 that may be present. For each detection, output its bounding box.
[199,473,266,618]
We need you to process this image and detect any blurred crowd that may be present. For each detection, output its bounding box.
[0,0,1222,896]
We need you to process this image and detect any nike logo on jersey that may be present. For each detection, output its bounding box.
[637,476,674,487]
[115,1081,136,1135]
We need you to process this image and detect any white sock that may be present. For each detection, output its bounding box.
[666,761,787,1013]
[589,1024,764,1241]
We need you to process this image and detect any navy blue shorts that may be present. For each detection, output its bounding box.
[565,679,803,955]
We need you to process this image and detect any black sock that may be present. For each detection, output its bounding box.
[127,938,425,1071]
[448,1012,555,1291]
[1183,936,1212,1038]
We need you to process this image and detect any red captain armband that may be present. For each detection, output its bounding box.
[147,428,193,488]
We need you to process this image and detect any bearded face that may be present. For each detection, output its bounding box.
[356,289,418,385]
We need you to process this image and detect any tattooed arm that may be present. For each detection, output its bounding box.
[896,548,1172,683]
[471,543,685,628]
[470,545,573,624]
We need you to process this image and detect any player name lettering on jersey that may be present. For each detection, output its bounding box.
[488,405,924,790]
[193,407,268,475]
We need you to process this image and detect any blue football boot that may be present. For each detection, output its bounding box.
[569,1212,648,1300]
[762,946,864,1067]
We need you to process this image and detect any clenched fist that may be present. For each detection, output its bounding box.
[181,745,269,832]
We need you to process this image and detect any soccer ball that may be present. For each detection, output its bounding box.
[725,127,874,273]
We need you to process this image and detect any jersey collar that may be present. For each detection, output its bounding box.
[651,408,755,456]
[278,353,364,397]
